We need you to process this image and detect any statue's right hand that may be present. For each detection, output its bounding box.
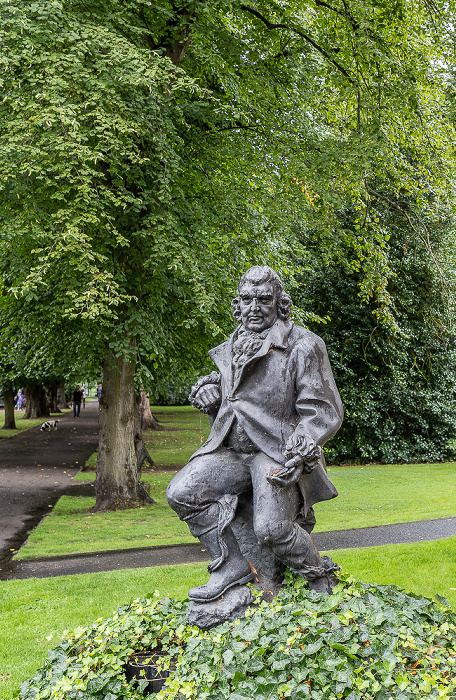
[193,383,221,410]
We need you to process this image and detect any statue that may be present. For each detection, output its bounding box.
[167,266,343,626]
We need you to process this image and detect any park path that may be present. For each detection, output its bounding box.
[4,515,456,580]
[0,401,99,577]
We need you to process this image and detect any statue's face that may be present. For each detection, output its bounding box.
[238,281,278,332]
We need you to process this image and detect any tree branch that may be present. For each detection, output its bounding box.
[315,0,359,30]
[240,4,355,84]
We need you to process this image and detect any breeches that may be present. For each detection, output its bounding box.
[166,448,322,574]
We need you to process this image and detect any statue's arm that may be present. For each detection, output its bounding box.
[188,371,222,423]
[268,338,343,488]
[292,338,343,465]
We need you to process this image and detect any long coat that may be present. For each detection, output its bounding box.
[190,319,344,515]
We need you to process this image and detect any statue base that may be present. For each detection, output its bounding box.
[187,585,255,629]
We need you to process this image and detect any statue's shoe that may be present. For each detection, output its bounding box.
[188,563,254,603]
[308,573,337,595]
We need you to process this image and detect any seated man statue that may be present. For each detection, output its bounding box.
[167,266,343,604]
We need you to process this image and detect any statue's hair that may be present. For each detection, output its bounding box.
[231,266,292,322]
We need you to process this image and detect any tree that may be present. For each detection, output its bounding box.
[294,199,456,463]
[1,0,455,507]
[139,392,160,431]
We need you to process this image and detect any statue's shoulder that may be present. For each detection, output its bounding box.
[208,334,232,364]
[288,323,327,354]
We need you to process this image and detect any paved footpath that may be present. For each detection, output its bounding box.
[0,401,99,577]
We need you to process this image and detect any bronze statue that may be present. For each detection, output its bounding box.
[167,266,343,617]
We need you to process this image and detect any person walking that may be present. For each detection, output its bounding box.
[72,385,83,417]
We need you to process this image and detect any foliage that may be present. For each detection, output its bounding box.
[1,0,456,378]
[20,571,456,700]
[294,201,456,464]
[2,0,456,498]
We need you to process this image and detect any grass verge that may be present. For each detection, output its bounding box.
[315,460,456,531]
[17,460,456,559]
[2,538,456,699]
[15,473,194,559]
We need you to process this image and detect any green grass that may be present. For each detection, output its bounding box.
[2,539,456,700]
[0,410,71,438]
[0,564,206,700]
[18,459,456,559]
[16,473,194,559]
[328,537,456,609]
[144,405,210,468]
[314,460,456,531]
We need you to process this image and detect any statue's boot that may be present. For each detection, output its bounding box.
[266,521,339,595]
[188,526,254,603]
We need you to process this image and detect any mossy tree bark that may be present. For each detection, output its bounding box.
[94,351,155,511]
[23,384,50,419]
[2,387,16,429]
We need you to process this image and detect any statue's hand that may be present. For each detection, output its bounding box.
[267,455,303,488]
[284,431,322,472]
[193,383,222,411]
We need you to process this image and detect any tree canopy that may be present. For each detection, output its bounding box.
[1,0,456,500]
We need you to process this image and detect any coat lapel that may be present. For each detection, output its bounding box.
[232,319,293,392]
[208,335,234,389]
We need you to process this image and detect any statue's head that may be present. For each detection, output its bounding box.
[232,266,292,332]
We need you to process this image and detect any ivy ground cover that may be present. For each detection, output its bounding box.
[2,539,456,699]
[19,571,456,700]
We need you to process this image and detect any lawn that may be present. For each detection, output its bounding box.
[316,460,456,530]
[2,538,456,700]
[0,409,71,439]
[143,405,211,468]
[15,472,194,559]
[16,460,456,559]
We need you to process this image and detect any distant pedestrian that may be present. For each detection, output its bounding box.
[96,383,102,400]
[73,385,83,417]
[15,390,24,411]
[81,384,88,408]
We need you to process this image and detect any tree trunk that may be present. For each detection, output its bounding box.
[139,391,161,430]
[2,387,16,430]
[23,384,50,419]
[47,380,62,413]
[94,352,154,511]
[135,393,157,474]
[56,381,67,410]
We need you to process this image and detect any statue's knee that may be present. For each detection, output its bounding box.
[254,519,282,547]
[166,478,184,510]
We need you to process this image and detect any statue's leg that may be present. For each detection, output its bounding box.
[166,450,254,602]
[250,453,338,593]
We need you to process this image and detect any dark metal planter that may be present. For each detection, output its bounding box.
[125,651,173,695]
